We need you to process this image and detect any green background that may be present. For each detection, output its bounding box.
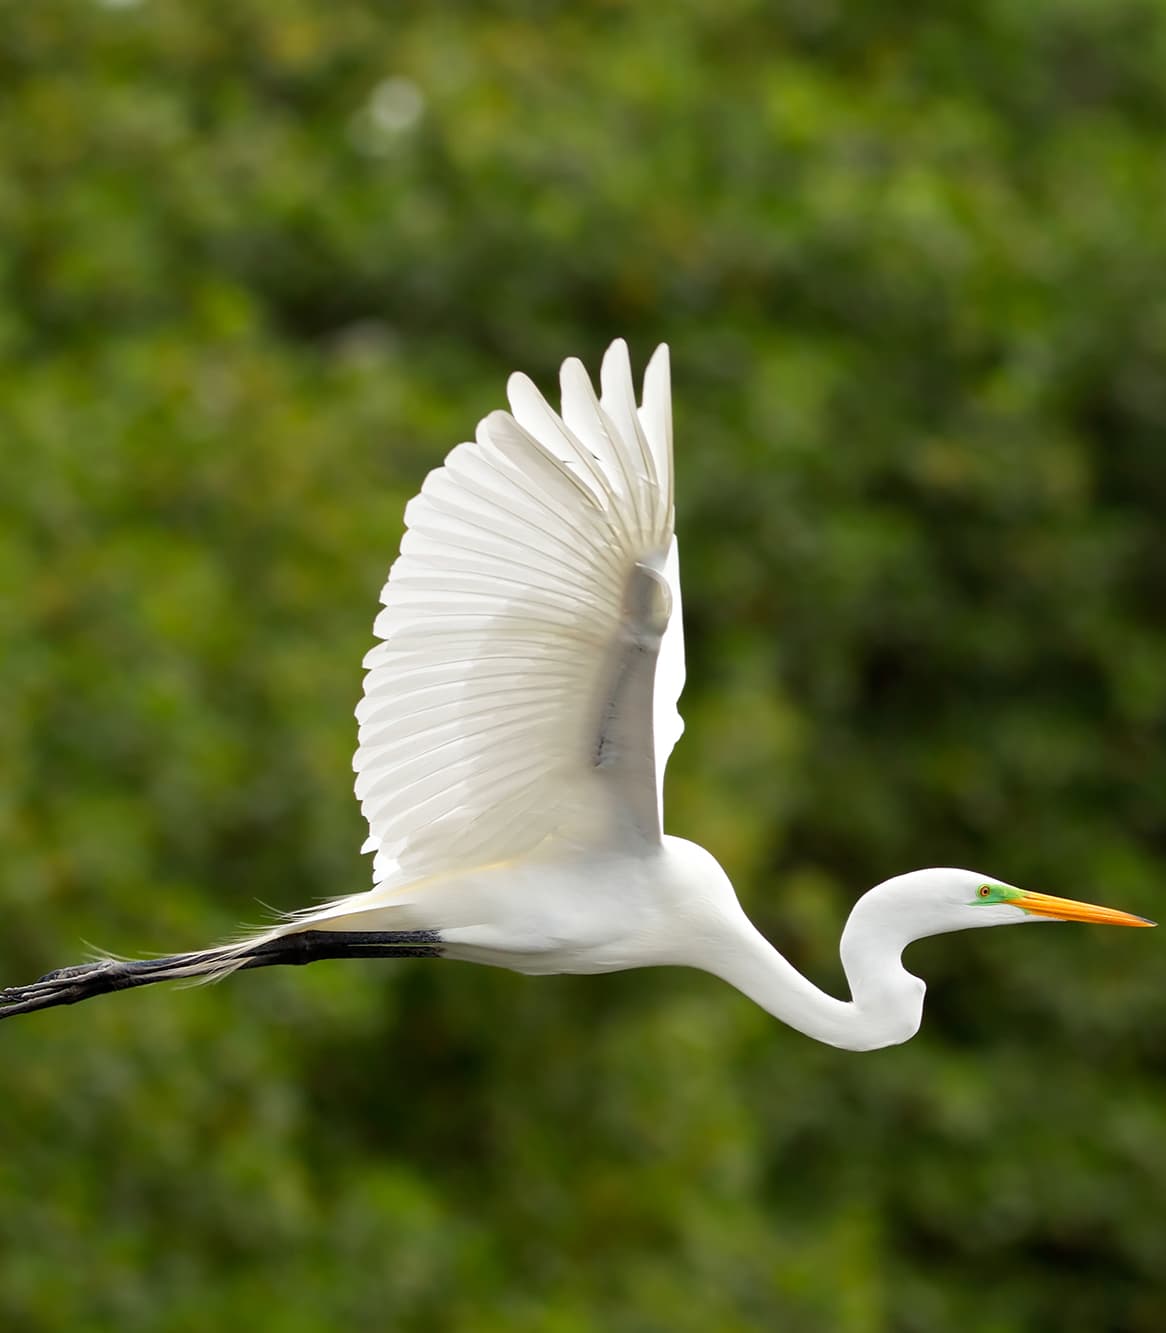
[3,2,1165,1329]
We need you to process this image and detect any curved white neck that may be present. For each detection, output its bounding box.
[697,896,926,1052]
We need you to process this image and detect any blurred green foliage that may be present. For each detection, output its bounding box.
[3,1,1166,1329]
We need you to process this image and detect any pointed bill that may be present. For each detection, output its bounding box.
[1014,889,1156,927]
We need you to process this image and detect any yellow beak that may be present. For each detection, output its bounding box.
[1014,889,1156,927]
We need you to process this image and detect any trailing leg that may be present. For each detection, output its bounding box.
[0,929,444,1021]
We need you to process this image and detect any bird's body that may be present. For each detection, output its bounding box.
[424,839,929,1052]
[1,340,1152,1044]
[319,838,723,978]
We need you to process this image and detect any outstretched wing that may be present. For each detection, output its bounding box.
[353,340,685,886]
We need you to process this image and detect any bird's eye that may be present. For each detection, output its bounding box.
[978,885,992,899]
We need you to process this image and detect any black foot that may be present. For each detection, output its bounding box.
[0,953,213,1019]
[0,930,445,1020]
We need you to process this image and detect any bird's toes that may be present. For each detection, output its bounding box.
[2,961,109,1005]
[3,981,56,1004]
[0,979,84,1019]
[35,960,113,984]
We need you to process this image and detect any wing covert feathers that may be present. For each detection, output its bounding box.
[354,341,683,885]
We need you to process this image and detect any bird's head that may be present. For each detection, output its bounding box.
[832,867,1155,1048]
[869,867,1155,940]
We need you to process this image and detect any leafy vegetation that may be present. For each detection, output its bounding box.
[3,2,1165,1329]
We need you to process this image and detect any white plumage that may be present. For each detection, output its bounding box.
[354,341,682,886]
[1,340,1152,1042]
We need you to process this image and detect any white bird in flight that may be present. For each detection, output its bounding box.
[1,341,1154,1047]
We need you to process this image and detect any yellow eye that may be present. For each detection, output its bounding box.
[978,885,992,899]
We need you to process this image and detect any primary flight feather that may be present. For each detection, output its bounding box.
[355,340,680,883]
[1,341,1153,1047]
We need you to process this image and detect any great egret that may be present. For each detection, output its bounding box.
[1,342,1154,1048]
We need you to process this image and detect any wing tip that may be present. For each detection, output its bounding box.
[644,341,671,379]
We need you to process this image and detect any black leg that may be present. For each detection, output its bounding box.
[241,929,444,966]
[0,929,444,1021]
